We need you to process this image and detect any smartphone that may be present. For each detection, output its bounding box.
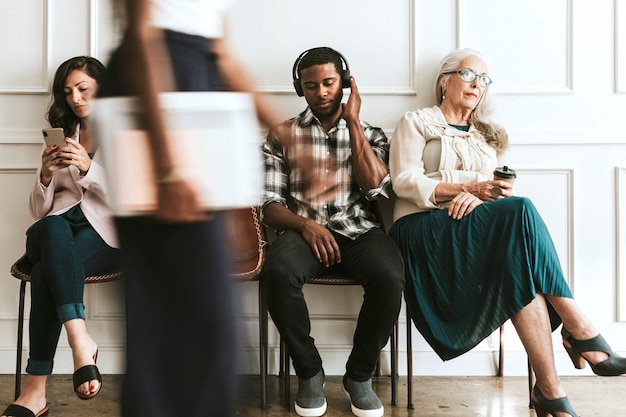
[42,127,67,148]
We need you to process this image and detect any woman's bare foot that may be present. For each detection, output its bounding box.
[2,375,48,417]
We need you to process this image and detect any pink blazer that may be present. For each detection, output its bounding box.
[29,147,118,248]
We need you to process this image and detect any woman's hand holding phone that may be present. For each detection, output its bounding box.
[40,145,65,186]
[40,129,91,185]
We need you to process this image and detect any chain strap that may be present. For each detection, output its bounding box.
[230,206,267,278]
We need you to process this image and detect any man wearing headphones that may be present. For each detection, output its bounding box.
[261,47,405,417]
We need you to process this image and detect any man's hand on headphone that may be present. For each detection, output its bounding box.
[341,76,361,124]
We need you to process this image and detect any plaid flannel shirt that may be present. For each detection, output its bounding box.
[261,107,391,239]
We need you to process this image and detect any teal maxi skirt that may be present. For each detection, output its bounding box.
[389,196,572,360]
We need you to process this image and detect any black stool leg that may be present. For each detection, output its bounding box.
[406,308,414,409]
[498,325,504,376]
[528,358,535,409]
[391,320,398,406]
[281,340,290,407]
[15,280,27,400]
[258,281,268,409]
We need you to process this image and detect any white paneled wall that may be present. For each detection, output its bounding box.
[0,0,624,377]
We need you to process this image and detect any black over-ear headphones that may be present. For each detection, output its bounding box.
[292,47,351,97]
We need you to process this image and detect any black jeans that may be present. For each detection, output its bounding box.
[263,228,405,381]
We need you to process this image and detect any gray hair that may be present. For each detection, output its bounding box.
[434,48,508,154]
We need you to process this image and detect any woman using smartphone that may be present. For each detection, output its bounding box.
[2,56,120,417]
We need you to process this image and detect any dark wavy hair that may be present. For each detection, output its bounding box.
[46,56,107,136]
[296,47,345,79]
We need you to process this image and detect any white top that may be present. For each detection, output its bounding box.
[389,105,504,221]
[150,0,236,38]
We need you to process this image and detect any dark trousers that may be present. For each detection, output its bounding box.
[25,215,120,375]
[102,30,238,417]
[116,217,236,417]
[263,228,405,381]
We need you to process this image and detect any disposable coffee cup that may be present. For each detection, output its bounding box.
[494,166,516,184]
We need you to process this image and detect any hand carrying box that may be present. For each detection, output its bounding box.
[91,92,264,216]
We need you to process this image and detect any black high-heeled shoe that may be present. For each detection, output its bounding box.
[532,385,578,417]
[562,327,626,376]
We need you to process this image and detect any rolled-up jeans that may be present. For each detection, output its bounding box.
[25,215,120,375]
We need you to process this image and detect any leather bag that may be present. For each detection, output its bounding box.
[220,206,267,281]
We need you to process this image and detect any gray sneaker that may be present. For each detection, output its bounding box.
[342,375,384,417]
[295,368,327,416]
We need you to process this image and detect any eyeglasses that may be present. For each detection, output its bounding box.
[445,69,493,87]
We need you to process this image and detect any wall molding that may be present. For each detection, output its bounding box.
[257,85,419,96]
[88,0,99,57]
[0,0,49,94]
[617,167,626,321]
[0,129,42,145]
[0,168,37,175]
[379,128,626,146]
[617,0,626,93]
[88,283,125,320]
[256,0,417,96]
[3,127,624,147]
[519,168,575,291]
[456,0,574,95]
[509,129,626,146]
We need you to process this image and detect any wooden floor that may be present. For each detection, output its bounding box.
[1,374,624,416]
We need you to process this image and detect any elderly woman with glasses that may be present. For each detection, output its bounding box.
[388,48,625,417]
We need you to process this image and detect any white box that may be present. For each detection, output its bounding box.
[91,92,264,216]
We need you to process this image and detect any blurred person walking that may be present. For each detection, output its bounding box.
[98,1,279,416]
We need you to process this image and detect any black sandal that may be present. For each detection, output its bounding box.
[73,349,102,400]
[73,363,102,400]
[1,404,49,417]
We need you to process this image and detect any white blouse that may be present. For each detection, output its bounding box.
[389,105,503,221]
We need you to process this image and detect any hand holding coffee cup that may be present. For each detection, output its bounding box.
[494,166,516,184]
[491,166,516,198]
